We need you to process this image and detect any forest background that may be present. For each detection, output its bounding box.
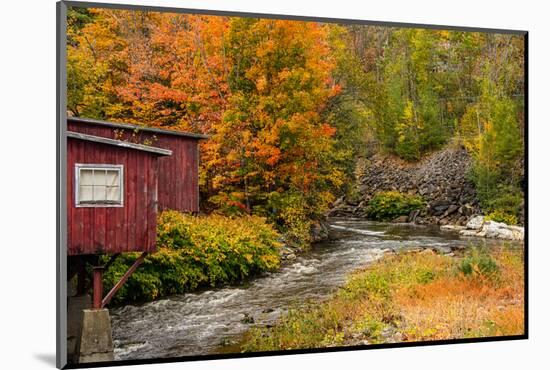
[67,8,525,302]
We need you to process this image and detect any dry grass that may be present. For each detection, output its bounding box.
[239,246,524,352]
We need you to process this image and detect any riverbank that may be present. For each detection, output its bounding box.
[240,244,524,351]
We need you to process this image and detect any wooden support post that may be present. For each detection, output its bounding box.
[101,252,147,308]
[92,266,104,309]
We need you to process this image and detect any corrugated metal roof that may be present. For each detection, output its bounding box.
[67,131,173,156]
[68,117,210,140]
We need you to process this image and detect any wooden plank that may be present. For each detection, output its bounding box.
[174,138,179,211]
[183,141,190,211]
[143,153,151,250]
[156,137,166,212]
[101,252,148,308]
[193,140,199,212]
[137,151,148,251]
[104,148,116,252]
[93,143,107,254]
[174,138,182,212]
[189,140,195,212]
[81,142,94,254]
[67,141,76,255]
[111,146,130,253]
[147,157,158,251]
[194,142,200,212]
[164,137,173,211]
[127,148,136,253]
[188,140,194,212]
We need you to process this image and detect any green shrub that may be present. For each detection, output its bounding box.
[266,191,313,248]
[366,191,425,221]
[457,248,500,281]
[483,185,523,224]
[103,211,281,305]
[485,210,518,225]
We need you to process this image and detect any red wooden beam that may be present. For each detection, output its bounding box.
[92,266,104,309]
[100,252,148,308]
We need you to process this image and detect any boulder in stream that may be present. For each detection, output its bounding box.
[459,215,524,241]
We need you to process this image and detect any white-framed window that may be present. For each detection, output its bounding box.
[75,164,124,207]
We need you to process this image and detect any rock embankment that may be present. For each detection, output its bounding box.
[329,146,480,225]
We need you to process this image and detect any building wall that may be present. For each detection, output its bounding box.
[67,138,159,255]
[68,120,200,213]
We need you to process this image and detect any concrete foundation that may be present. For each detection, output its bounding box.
[67,295,91,363]
[77,309,114,363]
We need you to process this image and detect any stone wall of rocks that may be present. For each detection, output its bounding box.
[329,146,481,225]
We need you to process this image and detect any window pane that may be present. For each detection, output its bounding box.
[80,169,94,185]
[79,185,93,202]
[106,186,121,202]
[76,166,123,205]
[94,170,107,186]
[93,186,106,201]
[105,170,119,187]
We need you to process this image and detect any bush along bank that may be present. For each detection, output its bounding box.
[102,211,282,305]
[240,245,524,351]
[365,191,424,221]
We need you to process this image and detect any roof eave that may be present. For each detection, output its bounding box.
[68,117,210,140]
[67,131,173,156]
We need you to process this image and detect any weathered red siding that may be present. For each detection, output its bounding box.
[67,137,160,256]
[68,119,201,213]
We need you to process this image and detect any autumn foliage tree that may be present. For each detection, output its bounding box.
[68,9,349,244]
[205,19,343,244]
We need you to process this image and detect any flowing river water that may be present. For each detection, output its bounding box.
[110,219,509,361]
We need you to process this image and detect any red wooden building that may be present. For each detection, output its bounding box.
[68,117,208,213]
[67,131,172,256]
[66,118,207,311]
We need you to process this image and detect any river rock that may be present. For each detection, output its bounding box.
[281,251,296,261]
[408,209,420,223]
[311,221,329,243]
[440,224,466,232]
[393,215,409,223]
[280,247,298,261]
[432,246,452,254]
[460,216,524,241]
[483,221,523,240]
[431,200,451,215]
[445,204,459,216]
[466,215,485,230]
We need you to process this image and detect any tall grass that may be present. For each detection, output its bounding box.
[241,246,524,351]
